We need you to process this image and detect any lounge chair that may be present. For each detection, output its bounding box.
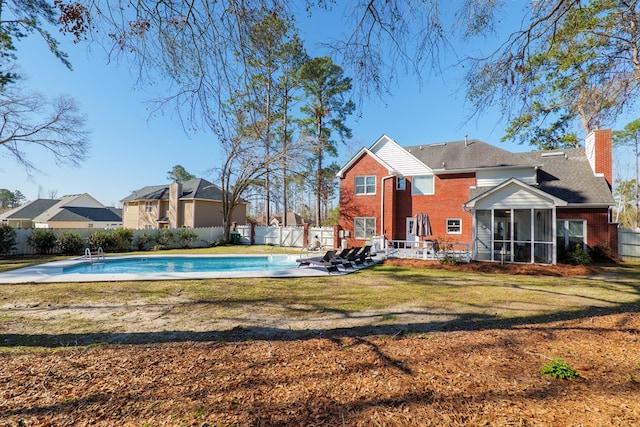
[333,247,359,269]
[350,245,373,265]
[296,250,340,273]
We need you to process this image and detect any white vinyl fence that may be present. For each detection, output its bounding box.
[618,228,640,262]
[7,225,335,256]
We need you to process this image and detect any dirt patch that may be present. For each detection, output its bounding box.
[383,258,601,276]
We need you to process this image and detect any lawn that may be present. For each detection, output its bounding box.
[0,252,639,425]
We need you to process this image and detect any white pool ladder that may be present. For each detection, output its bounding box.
[85,247,105,262]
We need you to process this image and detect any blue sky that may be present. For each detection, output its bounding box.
[2,4,633,207]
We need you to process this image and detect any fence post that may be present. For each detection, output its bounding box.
[250,222,256,245]
[303,223,309,248]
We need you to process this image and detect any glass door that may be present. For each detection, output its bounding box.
[493,210,512,262]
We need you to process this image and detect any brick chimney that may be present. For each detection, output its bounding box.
[585,129,613,190]
[169,182,182,228]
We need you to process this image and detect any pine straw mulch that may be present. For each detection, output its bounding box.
[1,261,639,426]
[382,258,602,277]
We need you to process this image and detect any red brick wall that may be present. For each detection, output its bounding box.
[338,154,388,247]
[339,152,476,247]
[399,173,475,245]
[557,208,618,256]
[593,129,613,190]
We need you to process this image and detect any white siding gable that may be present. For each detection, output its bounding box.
[476,167,537,187]
[370,135,431,176]
[475,183,557,210]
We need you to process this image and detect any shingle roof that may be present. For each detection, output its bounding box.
[521,149,614,205]
[404,139,535,171]
[0,199,59,220]
[397,138,612,206]
[121,185,169,201]
[121,178,250,204]
[121,178,229,202]
[47,206,123,222]
[466,149,614,205]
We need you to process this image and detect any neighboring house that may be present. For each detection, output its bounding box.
[121,178,247,229]
[0,194,122,229]
[337,130,617,264]
[269,212,309,227]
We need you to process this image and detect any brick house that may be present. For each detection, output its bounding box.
[337,130,617,264]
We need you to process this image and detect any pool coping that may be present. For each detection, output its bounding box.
[0,253,381,283]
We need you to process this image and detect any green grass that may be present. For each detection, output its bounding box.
[1,249,639,351]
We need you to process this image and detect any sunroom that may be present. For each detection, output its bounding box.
[464,179,568,264]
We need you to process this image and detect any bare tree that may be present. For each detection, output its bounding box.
[0,84,90,172]
[89,0,462,120]
[212,107,305,242]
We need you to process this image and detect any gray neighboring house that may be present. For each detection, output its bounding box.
[0,194,122,229]
[121,178,247,229]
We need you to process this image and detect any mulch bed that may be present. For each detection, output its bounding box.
[382,258,602,276]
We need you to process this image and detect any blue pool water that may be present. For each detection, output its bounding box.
[62,255,297,275]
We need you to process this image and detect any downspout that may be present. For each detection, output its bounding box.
[380,174,396,238]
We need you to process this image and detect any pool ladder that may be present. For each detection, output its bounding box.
[84,247,105,262]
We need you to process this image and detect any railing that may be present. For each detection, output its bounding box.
[84,246,105,262]
[385,240,471,263]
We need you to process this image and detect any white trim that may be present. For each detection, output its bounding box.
[411,175,435,196]
[464,178,568,209]
[355,175,377,195]
[446,218,462,234]
[354,217,376,240]
[336,146,398,178]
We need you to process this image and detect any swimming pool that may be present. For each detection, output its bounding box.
[62,255,297,275]
[0,254,342,283]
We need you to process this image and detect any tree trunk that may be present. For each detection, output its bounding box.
[315,116,323,227]
[635,132,639,228]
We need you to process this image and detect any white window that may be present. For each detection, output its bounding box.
[354,217,376,239]
[446,218,462,234]
[145,202,153,212]
[412,175,434,195]
[355,176,376,195]
[396,176,406,190]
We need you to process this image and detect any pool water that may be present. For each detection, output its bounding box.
[62,255,297,275]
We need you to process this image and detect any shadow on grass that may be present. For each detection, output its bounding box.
[2,300,639,348]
